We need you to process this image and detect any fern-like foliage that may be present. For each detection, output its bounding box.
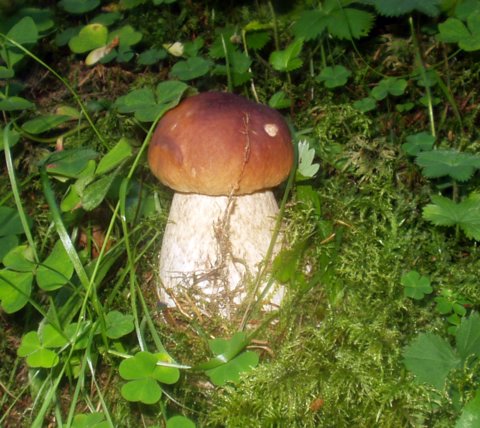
[292,0,375,41]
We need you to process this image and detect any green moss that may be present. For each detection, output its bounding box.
[197,156,472,426]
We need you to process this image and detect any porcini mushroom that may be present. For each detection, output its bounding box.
[148,92,293,317]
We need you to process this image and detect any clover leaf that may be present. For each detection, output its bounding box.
[371,77,407,100]
[166,415,196,428]
[71,412,109,428]
[317,65,351,88]
[401,270,433,300]
[169,56,213,81]
[415,150,480,181]
[438,10,480,51]
[0,244,35,313]
[114,80,189,122]
[205,333,259,386]
[119,351,180,404]
[423,193,480,240]
[0,206,31,237]
[0,270,33,313]
[353,97,376,112]
[104,310,134,339]
[58,0,100,14]
[68,24,108,54]
[401,132,435,156]
[17,325,68,368]
[36,240,74,291]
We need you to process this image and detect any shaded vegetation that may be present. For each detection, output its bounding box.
[1,0,480,427]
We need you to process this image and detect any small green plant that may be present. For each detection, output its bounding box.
[403,312,480,424]
[401,270,433,300]
[119,351,180,404]
[203,333,260,387]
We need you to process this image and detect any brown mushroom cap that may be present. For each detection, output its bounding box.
[148,91,293,195]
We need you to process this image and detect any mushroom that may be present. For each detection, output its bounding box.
[148,91,293,317]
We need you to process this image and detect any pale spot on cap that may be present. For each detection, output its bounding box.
[264,123,278,137]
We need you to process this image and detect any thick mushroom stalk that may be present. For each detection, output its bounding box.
[159,192,283,316]
[148,92,293,318]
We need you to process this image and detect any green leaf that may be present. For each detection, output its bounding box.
[317,65,351,88]
[166,416,196,428]
[401,132,435,156]
[26,347,59,368]
[115,88,156,114]
[169,56,212,81]
[96,138,132,175]
[36,240,74,291]
[353,97,376,112]
[40,324,68,348]
[0,270,32,313]
[0,206,31,236]
[71,412,109,428]
[137,48,167,65]
[371,0,442,17]
[245,30,270,51]
[206,350,259,386]
[17,331,60,368]
[327,8,375,40]
[119,351,158,380]
[81,171,118,211]
[0,96,35,111]
[297,140,320,178]
[104,310,134,339]
[152,353,180,385]
[204,333,259,386]
[438,11,480,51]
[121,378,162,404]
[403,332,460,390]
[292,10,329,40]
[0,66,14,79]
[0,235,18,262]
[22,115,72,135]
[456,312,480,361]
[401,270,433,300]
[58,0,100,14]
[292,5,374,41]
[455,0,480,20]
[268,91,291,109]
[3,245,35,272]
[415,150,480,181]
[456,389,480,428]
[109,25,142,47]
[115,80,188,122]
[68,24,108,54]
[44,148,98,179]
[3,17,39,67]
[423,194,480,240]
[269,38,304,72]
[371,77,407,100]
[91,12,122,26]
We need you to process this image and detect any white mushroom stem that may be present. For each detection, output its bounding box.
[158,191,284,318]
